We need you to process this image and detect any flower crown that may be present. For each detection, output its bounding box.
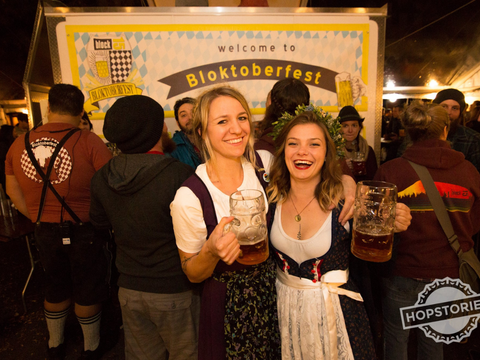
[270,104,345,157]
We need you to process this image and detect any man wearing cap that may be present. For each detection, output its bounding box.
[170,97,202,169]
[433,88,480,173]
[5,84,112,360]
[90,95,200,360]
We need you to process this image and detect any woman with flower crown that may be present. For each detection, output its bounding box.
[171,86,359,360]
[267,110,411,359]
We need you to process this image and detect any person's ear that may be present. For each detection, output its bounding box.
[440,125,448,140]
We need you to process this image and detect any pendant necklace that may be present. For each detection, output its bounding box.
[290,194,316,240]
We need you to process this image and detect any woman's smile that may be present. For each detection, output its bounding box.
[206,95,251,161]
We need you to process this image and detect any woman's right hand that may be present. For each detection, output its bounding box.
[206,216,241,265]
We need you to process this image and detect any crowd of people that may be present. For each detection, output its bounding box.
[2,80,480,360]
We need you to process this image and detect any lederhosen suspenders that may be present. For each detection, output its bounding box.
[24,128,82,225]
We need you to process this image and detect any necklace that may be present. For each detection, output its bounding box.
[290,194,316,240]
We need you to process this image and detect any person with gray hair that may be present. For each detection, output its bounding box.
[90,95,200,360]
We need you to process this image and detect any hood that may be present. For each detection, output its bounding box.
[402,139,465,169]
[100,154,176,195]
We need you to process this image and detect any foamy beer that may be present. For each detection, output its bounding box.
[351,181,397,262]
[229,189,268,265]
[335,72,354,108]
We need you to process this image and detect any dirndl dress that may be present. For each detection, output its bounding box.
[271,206,375,360]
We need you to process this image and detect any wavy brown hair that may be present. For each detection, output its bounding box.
[267,111,344,211]
[191,85,256,169]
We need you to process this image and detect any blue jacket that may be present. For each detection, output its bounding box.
[170,131,202,170]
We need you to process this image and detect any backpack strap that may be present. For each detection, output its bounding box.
[25,128,82,223]
[407,160,459,252]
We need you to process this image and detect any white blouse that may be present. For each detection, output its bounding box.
[270,202,333,264]
[171,153,272,254]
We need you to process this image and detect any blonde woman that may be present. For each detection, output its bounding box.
[171,86,357,359]
[170,86,280,359]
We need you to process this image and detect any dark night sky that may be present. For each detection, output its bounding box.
[1,0,480,100]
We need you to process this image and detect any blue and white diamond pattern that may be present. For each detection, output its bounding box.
[74,28,366,111]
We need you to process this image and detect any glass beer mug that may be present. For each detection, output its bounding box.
[351,152,366,176]
[228,189,269,265]
[351,181,397,262]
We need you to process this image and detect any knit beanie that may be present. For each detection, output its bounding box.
[103,95,164,154]
[338,106,364,123]
[433,89,466,112]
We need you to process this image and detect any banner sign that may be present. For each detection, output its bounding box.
[159,59,338,98]
[59,22,376,110]
[50,9,382,143]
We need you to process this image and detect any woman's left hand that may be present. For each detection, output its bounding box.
[394,203,412,233]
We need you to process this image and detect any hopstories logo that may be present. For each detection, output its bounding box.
[400,278,480,344]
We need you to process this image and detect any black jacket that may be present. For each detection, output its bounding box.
[90,153,194,293]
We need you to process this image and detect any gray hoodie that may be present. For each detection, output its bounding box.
[90,153,194,293]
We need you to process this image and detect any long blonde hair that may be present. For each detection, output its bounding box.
[192,85,256,169]
[267,111,344,211]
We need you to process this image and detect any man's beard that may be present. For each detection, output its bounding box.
[179,123,193,136]
[162,131,177,153]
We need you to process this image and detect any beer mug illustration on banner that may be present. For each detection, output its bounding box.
[336,72,367,108]
[228,189,269,265]
[351,181,397,262]
[95,53,110,79]
[335,72,354,108]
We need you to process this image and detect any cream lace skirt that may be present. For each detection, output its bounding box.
[276,272,356,360]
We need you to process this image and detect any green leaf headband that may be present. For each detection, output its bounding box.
[270,104,345,158]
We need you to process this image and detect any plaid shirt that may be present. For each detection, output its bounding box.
[448,125,480,173]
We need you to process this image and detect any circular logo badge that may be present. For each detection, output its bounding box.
[400,277,480,344]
